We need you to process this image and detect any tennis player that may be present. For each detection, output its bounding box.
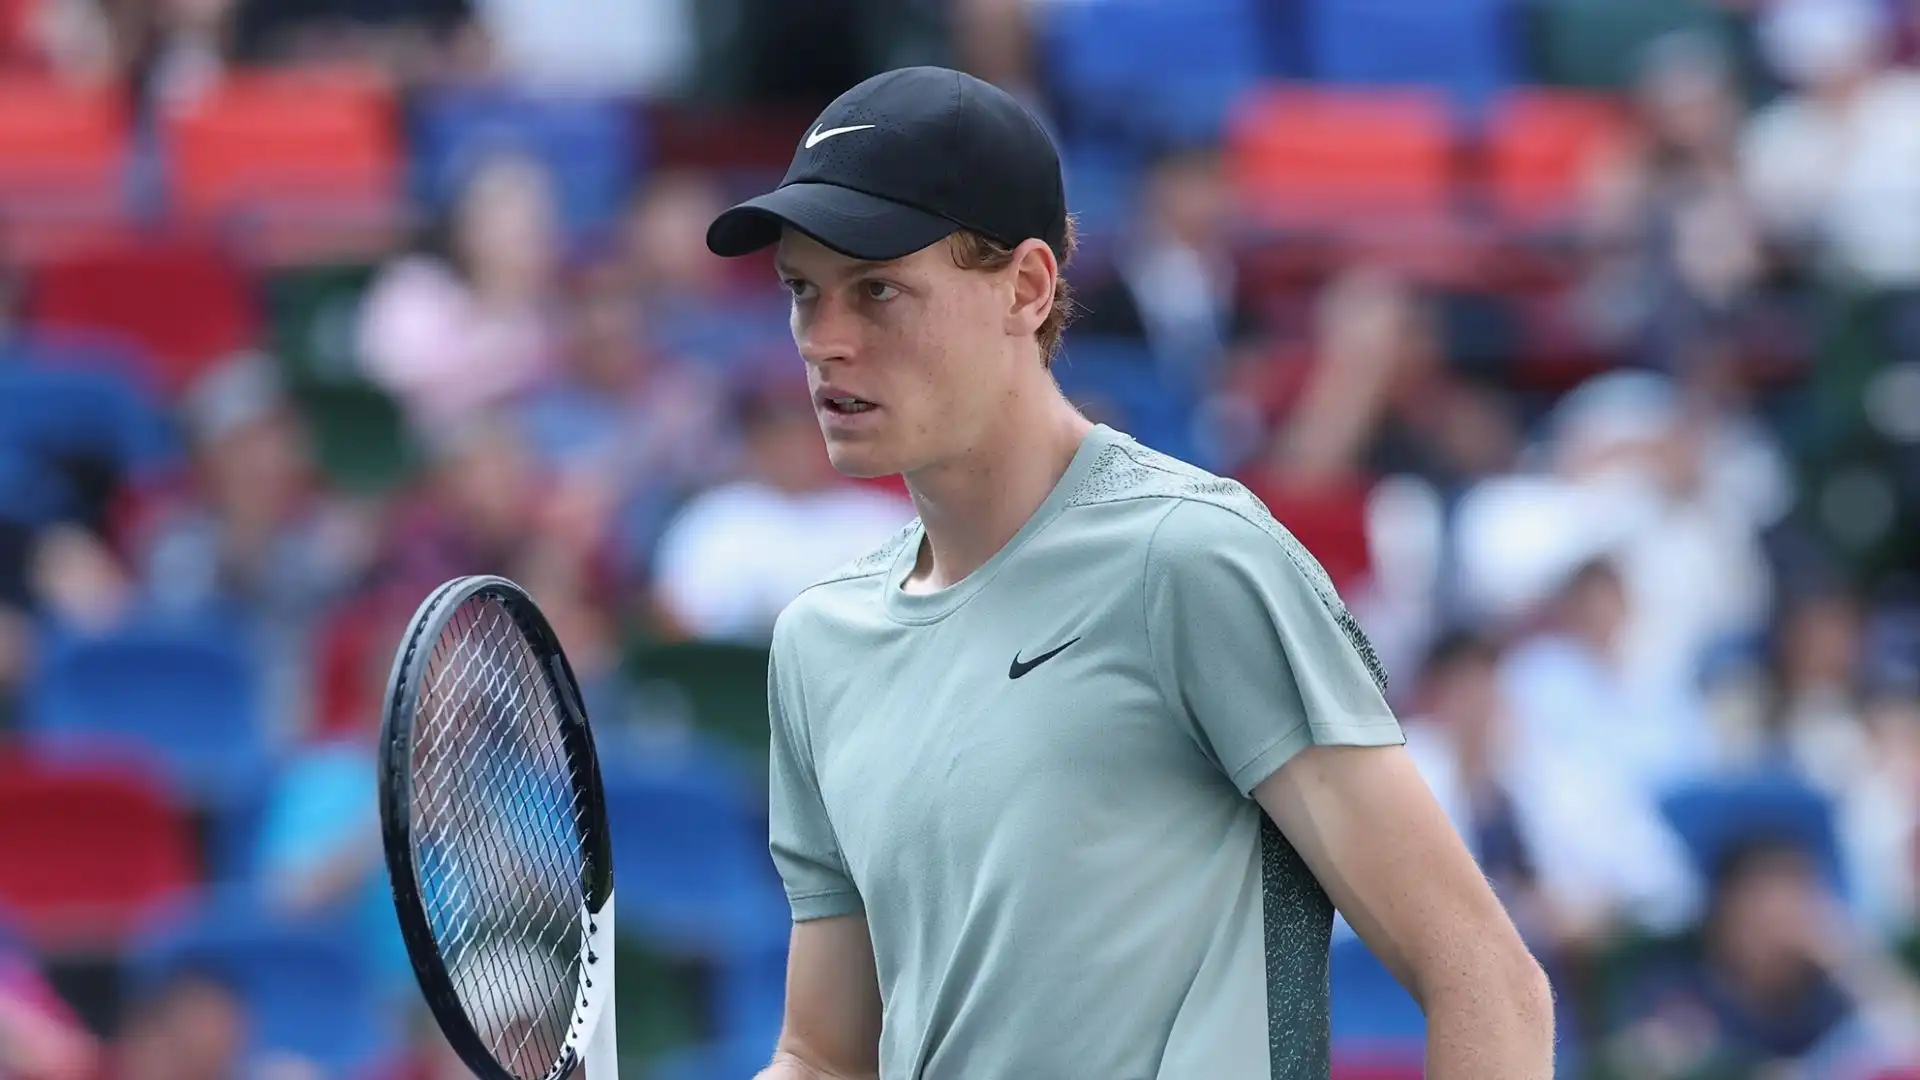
[705,66,1555,1080]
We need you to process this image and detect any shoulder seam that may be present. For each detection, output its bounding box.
[1140,498,1187,725]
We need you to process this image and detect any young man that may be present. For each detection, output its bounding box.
[705,66,1554,1080]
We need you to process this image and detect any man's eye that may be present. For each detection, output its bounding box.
[784,279,816,299]
[863,281,900,302]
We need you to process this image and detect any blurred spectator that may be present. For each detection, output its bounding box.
[514,253,729,587]
[1604,834,1920,1080]
[1577,30,1766,373]
[688,0,949,106]
[651,370,913,643]
[0,931,98,1080]
[620,170,791,370]
[139,355,378,737]
[1743,0,1920,287]
[1253,267,1520,498]
[472,0,690,94]
[379,411,546,588]
[109,0,234,109]
[229,0,479,78]
[110,967,246,1080]
[1499,558,1710,937]
[1398,630,1573,945]
[1842,685,1920,946]
[1539,369,1784,703]
[359,150,562,434]
[1074,143,1260,388]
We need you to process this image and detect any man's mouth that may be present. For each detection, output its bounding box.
[822,396,878,414]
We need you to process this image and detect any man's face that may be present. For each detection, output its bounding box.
[775,230,1019,478]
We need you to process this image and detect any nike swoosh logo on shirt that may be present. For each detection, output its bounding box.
[805,124,876,148]
[1009,637,1081,680]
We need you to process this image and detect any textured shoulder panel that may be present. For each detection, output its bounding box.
[1076,437,1388,693]
[807,519,920,592]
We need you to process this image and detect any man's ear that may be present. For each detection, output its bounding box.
[1006,238,1058,338]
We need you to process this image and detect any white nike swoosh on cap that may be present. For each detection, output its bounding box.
[805,124,876,148]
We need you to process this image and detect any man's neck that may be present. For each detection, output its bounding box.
[900,384,1094,593]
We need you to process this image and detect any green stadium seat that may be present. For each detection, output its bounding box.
[291,379,419,496]
[263,262,378,385]
[1524,0,1736,90]
[624,640,773,764]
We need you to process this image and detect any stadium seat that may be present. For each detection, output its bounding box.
[0,75,130,259]
[263,262,379,386]
[1659,773,1846,895]
[712,945,784,1055]
[1479,90,1632,228]
[1053,337,1203,464]
[1226,86,1454,232]
[23,235,260,397]
[624,641,773,760]
[648,1036,782,1080]
[1038,0,1267,149]
[1330,936,1424,1045]
[127,887,397,1077]
[159,68,402,258]
[0,346,180,482]
[290,379,420,496]
[23,615,268,813]
[1306,0,1515,107]
[0,755,197,950]
[411,85,642,236]
[1524,0,1736,89]
[599,746,789,958]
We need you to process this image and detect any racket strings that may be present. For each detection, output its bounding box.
[409,595,592,1079]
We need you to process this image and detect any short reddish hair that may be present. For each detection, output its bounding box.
[946,217,1079,367]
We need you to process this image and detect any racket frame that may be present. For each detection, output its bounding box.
[379,575,618,1080]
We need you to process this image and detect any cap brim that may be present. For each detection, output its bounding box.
[705,182,958,262]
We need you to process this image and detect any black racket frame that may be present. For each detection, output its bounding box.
[378,575,615,1080]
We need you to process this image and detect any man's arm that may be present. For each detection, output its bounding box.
[755,915,884,1080]
[1255,744,1555,1080]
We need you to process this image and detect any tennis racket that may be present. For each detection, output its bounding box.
[378,575,618,1080]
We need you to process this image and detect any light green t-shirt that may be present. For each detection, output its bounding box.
[766,424,1404,1080]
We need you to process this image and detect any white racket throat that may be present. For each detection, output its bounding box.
[560,891,617,1080]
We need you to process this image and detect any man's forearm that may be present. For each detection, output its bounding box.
[1421,954,1557,1080]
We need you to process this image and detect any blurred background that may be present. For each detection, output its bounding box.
[0,0,1918,1077]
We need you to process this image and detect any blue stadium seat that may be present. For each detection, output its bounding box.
[128,887,396,1079]
[411,86,642,235]
[600,744,790,958]
[1307,0,1515,107]
[1038,0,1267,149]
[1659,773,1846,895]
[1330,936,1424,1044]
[0,342,180,498]
[24,614,268,812]
[647,1036,780,1080]
[1053,337,1203,465]
[712,945,785,1055]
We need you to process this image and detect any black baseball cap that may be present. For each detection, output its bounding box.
[705,66,1067,263]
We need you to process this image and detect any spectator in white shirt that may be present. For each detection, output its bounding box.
[651,371,914,643]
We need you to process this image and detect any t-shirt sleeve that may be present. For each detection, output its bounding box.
[766,622,863,921]
[1144,497,1404,796]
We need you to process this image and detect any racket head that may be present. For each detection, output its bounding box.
[378,575,615,1080]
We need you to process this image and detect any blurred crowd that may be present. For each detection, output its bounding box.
[1,0,1919,1078]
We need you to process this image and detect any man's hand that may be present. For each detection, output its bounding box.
[1256,744,1555,1080]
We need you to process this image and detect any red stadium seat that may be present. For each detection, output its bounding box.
[1227,86,1454,232]
[1481,90,1633,228]
[0,75,131,259]
[24,234,260,396]
[159,67,403,260]
[0,755,197,951]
